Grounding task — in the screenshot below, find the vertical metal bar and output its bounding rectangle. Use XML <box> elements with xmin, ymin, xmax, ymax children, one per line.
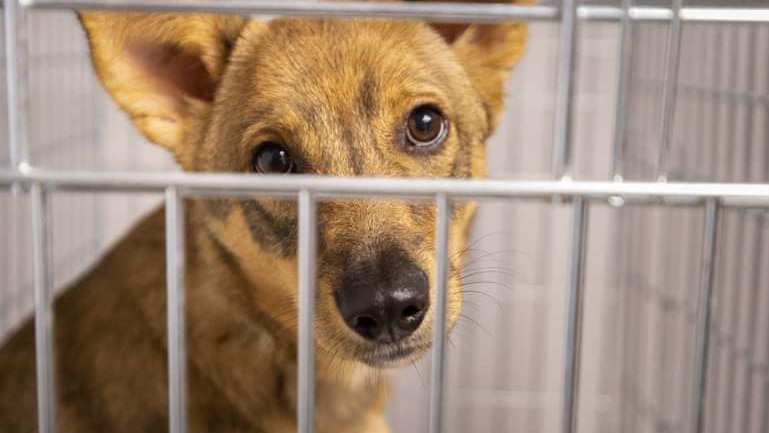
<box><xmin>611</xmin><ymin>0</ymin><xmax>634</xmax><ymax>182</ymax></box>
<box><xmin>718</xmin><ymin>26</ymin><xmax>746</xmax><ymax>433</ymax></box>
<box><xmin>165</xmin><ymin>186</ymin><xmax>186</xmax><ymax>433</ymax></box>
<box><xmin>761</xmin><ymin>215</ymin><xmax>769</xmax><ymax>433</ymax></box>
<box><xmin>618</xmin><ymin>209</ymin><xmax>633</xmax><ymax>432</ymax></box>
<box><xmin>739</xmin><ymin>212</ymin><xmax>764</xmax><ymax>433</ymax></box>
<box><xmin>687</xmin><ymin>199</ymin><xmax>720</xmax><ymax>433</ymax></box>
<box><xmin>561</xmin><ymin>197</ymin><xmax>588</xmax><ymax>433</ymax></box>
<box><xmin>4</xmin><ymin>0</ymin><xmax>30</xmax><ymax>170</ymax></box>
<box><xmin>655</xmin><ymin>210</ymin><xmax>674</xmax><ymax>429</ymax></box>
<box><xmin>706</xmin><ymin>26</ymin><xmax>721</xmax><ymax>181</ymax></box>
<box><xmin>30</xmin><ymin>182</ymin><xmax>56</xmax><ymax>433</ymax></box>
<box><xmin>6</xmin><ymin>0</ymin><xmax>31</xmax><ymax>352</ymax></box>
<box><xmin>629</xmin><ymin>207</ymin><xmax>645</xmax><ymax>433</ymax></box>
<box><xmin>656</xmin><ymin>0</ymin><xmax>684</xmax><ymax>182</ymax></box>
<box><xmin>429</xmin><ymin>192</ymin><xmax>450</xmax><ymax>433</ymax></box>
<box><xmin>297</xmin><ymin>189</ymin><xmax>317</xmax><ymax>433</ymax></box>
<box><xmin>552</xmin><ymin>0</ymin><xmax>579</xmax><ymax>180</ymax></box>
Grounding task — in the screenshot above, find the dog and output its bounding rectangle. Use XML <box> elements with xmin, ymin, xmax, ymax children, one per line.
<box><xmin>0</xmin><ymin>1</ymin><xmax>529</xmax><ymax>431</ymax></box>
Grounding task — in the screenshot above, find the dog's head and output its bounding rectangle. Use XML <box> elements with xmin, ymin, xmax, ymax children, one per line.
<box><xmin>81</xmin><ymin>1</ymin><xmax>528</xmax><ymax>368</ymax></box>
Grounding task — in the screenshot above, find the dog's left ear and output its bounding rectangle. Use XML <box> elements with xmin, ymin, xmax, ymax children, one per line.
<box><xmin>413</xmin><ymin>0</ymin><xmax>530</xmax><ymax>129</ymax></box>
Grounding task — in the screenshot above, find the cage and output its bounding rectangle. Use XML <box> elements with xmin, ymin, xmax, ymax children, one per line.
<box><xmin>0</xmin><ymin>1</ymin><xmax>767</xmax><ymax>433</ymax></box>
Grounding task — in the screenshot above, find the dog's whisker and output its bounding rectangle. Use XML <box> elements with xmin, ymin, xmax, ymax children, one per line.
<box><xmin>411</xmin><ymin>360</ymin><xmax>426</xmax><ymax>389</ymax></box>
<box><xmin>460</xmin><ymin>279</ymin><xmax>519</xmax><ymax>293</ymax></box>
<box><xmin>451</xmin><ymin>230</ymin><xmax>515</xmax><ymax>259</ymax></box>
<box><xmin>459</xmin><ymin>249</ymin><xmax>523</xmax><ymax>268</ymax></box>
<box><xmin>459</xmin><ymin>290</ymin><xmax>504</xmax><ymax>312</ymax></box>
<box><xmin>461</xmin><ymin>300</ymin><xmax>482</xmax><ymax>311</ymax></box>
<box><xmin>459</xmin><ymin>267</ymin><xmax>520</xmax><ymax>280</ymax></box>
<box><xmin>456</xmin><ymin>313</ymin><xmax>493</xmax><ymax>338</ymax></box>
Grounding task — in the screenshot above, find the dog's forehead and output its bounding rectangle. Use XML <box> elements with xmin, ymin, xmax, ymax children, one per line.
<box><xmin>240</xmin><ymin>19</ymin><xmax>457</xmax><ymax>103</ymax></box>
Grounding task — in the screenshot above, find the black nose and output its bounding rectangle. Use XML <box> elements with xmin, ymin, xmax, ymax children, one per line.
<box><xmin>334</xmin><ymin>248</ymin><xmax>429</xmax><ymax>344</ymax></box>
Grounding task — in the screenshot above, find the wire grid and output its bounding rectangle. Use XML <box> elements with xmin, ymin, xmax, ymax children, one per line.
<box><xmin>0</xmin><ymin>2</ymin><xmax>768</xmax><ymax>433</ymax></box>
<box><xmin>619</xmin><ymin>12</ymin><xmax>769</xmax><ymax>433</ymax></box>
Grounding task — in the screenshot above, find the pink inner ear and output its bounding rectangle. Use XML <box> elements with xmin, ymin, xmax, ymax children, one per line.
<box><xmin>433</xmin><ymin>23</ymin><xmax>469</xmax><ymax>44</ymax></box>
<box><xmin>128</xmin><ymin>42</ymin><xmax>216</xmax><ymax>104</ymax></box>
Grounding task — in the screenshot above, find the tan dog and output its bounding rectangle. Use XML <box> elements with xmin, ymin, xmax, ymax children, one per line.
<box><xmin>0</xmin><ymin>1</ymin><xmax>528</xmax><ymax>431</ymax></box>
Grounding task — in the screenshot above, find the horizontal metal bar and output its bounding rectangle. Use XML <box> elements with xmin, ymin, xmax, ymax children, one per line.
<box><xmin>21</xmin><ymin>0</ymin><xmax>559</xmax><ymax>22</ymax></box>
<box><xmin>19</xmin><ymin>0</ymin><xmax>769</xmax><ymax>24</ymax></box>
<box><xmin>2</xmin><ymin>168</ymin><xmax>769</xmax><ymax>206</ymax></box>
<box><xmin>680</xmin><ymin>8</ymin><xmax>769</xmax><ymax>23</ymax></box>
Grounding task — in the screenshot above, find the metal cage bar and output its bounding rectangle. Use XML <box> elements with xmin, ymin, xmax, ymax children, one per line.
<box><xmin>428</xmin><ymin>193</ymin><xmax>451</xmax><ymax>433</ymax></box>
<box><xmin>552</xmin><ymin>0</ymin><xmax>579</xmax><ymax>180</ymax></box>
<box><xmin>740</xmin><ymin>213</ymin><xmax>766</xmax><ymax>433</ymax></box>
<box><xmin>759</xmin><ymin>215</ymin><xmax>769</xmax><ymax>433</ymax></box>
<box><xmin>30</xmin><ymin>182</ymin><xmax>56</xmax><ymax>433</ymax></box>
<box><xmin>165</xmin><ymin>186</ymin><xmax>187</xmax><ymax>433</ymax></box>
<box><xmin>656</xmin><ymin>0</ymin><xmax>684</xmax><ymax>182</ymax></box>
<box><xmin>297</xmin><ymin>189</ymin><xmax>318</xmax><ymax>433</ymax></box>
<box><xmin>611</xmin><ymin>0</ymin><xmax>634</xmax><ymax>182</ymax></box>
<box><xmin>4</xmin><ymin>0</ymin><xmax>31</xmax><ymax>172</ymax></box>
<box><xmin>18</xmin><ymin>0</ymin><xmax>769</xmax><ymax>24</ymax></box>
<box><xmin>561</xmin><ymin>198</ymin><xmax>588</xmax><ymax>433</ymax></box>
<box><xmin>2</xmin><ymin>169</ymin><xmax>769</xmax><ymax>207</ymax></box>
<box><xmin>687</xmin><ymin>199</ymin><xmax>720</xmax><ymax>433</ymax></box>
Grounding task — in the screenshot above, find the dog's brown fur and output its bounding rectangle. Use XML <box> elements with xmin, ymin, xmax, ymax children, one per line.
<box><xmin>0</xmin><ymin>1</ymin><xmax>529</xmax><ymax>431</ymax></box>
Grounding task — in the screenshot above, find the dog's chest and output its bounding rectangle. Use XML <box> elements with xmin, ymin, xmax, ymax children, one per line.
<box><xmin>272</xmin><ymin>360</ymin><xmax>385</xmax><ymax>432</ymax></box>
<box><xmin>186</xmin><ymin>319</ymin><xmax>384</xmax><ymax>433</ymax></box>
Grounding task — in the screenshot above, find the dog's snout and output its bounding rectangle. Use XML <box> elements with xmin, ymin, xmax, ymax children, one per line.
<box><xmin>346</xmin><ymin>284</ymin><xmax>428</xmax><ymax>343</ymax></box>
<box><xmin>335</xmin><ymin>249</ymin><xmax>429</xmax><ymax>344</ymax></box>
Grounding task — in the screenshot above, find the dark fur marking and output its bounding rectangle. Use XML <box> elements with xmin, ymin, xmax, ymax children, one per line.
<box><xmin>298</xmin><ymin>102</ymin><xmax>321</xmax><ymax>126</ymax></box>
<box><xmin>210</xmin><ymin>231</ymin><xmax>243</xmax><ymax>275</ymax></box>
<box><xmin>205</xmin><ymin>197</ymin><xmax>235</xmax><ymax>220</ymax></box>
<box><xmin>364</xmin><ymin>124</ymin><xmax>386</xmax><ymax>163</ymax></box>
<box><xmin>359</xmin><ymin>72</ymin><xmax>378</xmax><ymax>118</ymax></box>
<box><xmin>218</xmin><ymin>31</ymin><xmax>239</xmax><ymax>72</ymax></box>
<box><xmin>449</xmin><ymin>130</ymin><xmax>473</xmax><ymax>180</ymax></box>
<box><xmin>342</xmin><ymin>127</ymin><xmax>363</xmax><ymax>175</ymax></box>
<box><xmin>449</xmin><ymin>150</ymin><xmax>471</xmax><ymax>179</ymax></box>
<box><xmin>241</xmin><ymin>200</ymin><xmax>297</xmax><ymax>256</ymax></box>
<box><xmin>408</xmin><ymin>203</ymin><xmax>433</xmax><ymax>226</ymax></box>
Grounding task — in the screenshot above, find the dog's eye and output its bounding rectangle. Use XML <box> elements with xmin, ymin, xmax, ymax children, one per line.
<box><xmin>405</xmin><ymin>105</ymin><xmax>448</xmax><ymax>150</ymax></box>
<box><xmin>252</xmin><ymin>142</ymin><xmax>296</xmax><ymax>174</ymax></box>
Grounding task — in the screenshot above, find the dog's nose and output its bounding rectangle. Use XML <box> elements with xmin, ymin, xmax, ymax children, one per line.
<box><xmin>343</xmin><ymin>283</ymin><xmax>428</xmax><ymax>343</ymax></box>
<box><xmin>335</xmin><ymin>249</ymin><xmax>429</xmax><ymax>344</ymax></box>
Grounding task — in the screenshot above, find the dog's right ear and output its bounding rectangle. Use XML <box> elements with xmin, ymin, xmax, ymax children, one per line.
<box><xmin>80</xmin><ymin>13</ymin><xmax>245</xmax><ymax>160</ymax></box>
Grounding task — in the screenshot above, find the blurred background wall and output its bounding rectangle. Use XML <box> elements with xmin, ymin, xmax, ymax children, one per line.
<box><xmin>1</xmin><ymin>1</ymin><xmax>767</xmax><ymax>432</ymax></box>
